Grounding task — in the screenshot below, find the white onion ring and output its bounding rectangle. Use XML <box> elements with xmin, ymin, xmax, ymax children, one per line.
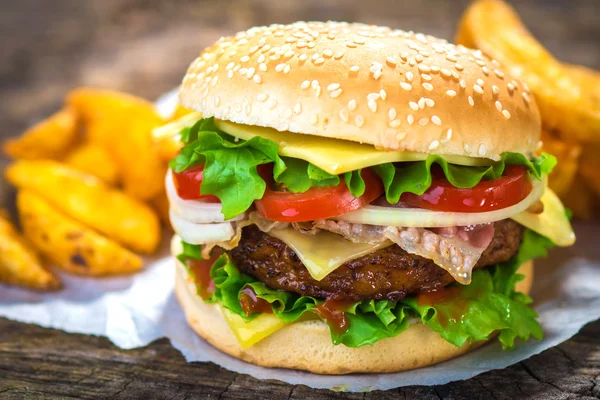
<box><xmin>334</xmin><ymin>177</ymin><xmax>545</xmax><ymax>228</ymax></box>
<box><xmin>165</xmin><ymin>171</ymin><xmax>245</xmax><ymax>223</ymax></box>
<box><xmin>169</xmin><ymin>210</ymin><xmax>235</xmax><ymax>245</ymax></box>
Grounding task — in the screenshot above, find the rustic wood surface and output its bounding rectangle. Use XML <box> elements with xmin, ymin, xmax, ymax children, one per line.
<box><xmin>1</xmin><ymin>0</ymin><xmax>599</xmax><ymax>398</ymax></box>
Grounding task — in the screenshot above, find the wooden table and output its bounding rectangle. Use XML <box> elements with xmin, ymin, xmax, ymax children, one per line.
<box><xmin>1</xmin><ymin>1</ymin><xmax>599</xmax><ymax>398</ymax></box>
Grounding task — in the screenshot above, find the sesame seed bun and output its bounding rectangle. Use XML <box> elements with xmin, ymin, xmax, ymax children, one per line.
<box><xmin>179</xmin><ymin>21</ymin><xmax>541</xmax><ymax>161</ymax></box>
<box><xmin>172</xmin><ymin>237</ymin><xmax>534</xmax><ymax>374</ymax></box>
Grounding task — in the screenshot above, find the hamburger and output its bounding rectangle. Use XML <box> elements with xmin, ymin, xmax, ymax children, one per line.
<box><xmin>159</xmin><ymin>21</ymin><xmax>575</xmax><ymax>374</ymax></box>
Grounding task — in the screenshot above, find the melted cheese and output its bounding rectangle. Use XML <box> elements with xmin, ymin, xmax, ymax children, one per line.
<box><xmin>221</xmin><ymin>306</ymin><xmax>288</xmax><ymax>348</ymax></box>
<box><xmin>216</xmin><ymin>120</ymin><xmax>493</xmax><ymax>174</ymax></box>
<box><xmin>511</xmin><ymin>188</ymin><xmax>575</xmax><ymax>246</ymax></box>
<box><xmin>267</xmin><ymin>227</ymin><xmax>392</xmax><ymax>281</ymax></box>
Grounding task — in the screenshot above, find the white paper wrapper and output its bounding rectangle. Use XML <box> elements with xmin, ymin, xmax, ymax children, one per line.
<box><xmin>1</xmin><ymin>90</ymin><xmax>599</xmax><ymax>391</ymax></box>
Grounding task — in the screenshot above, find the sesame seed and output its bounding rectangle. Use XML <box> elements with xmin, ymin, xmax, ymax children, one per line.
<box><xmin>523</xmin><ymin>82</ymin><xmax>530</xmax><ymax>92</ymax></box>
<box><xmin>477</xmin><ymin>78</ymin><xmax>485</xmax><ymax>87</ymax></box>
<box><xmin>270</xmin><ymin>54</ymin><xmax>280</xmax><ymax>61</ymax></box>
<box><xmin>367</xmin><ymin>93</ymin><xmax>380</xmax><ymax>101</ymax></box>
<box><xmin>445</xmin><ymin>128</ymin><xmax>453</xmax><ymax>141</ymax></box>
<box><xmin>315</xmin><ymin>86</ymin><xmax>322</xmax><ymax>97</ymax></box>
<box><xmin>502</xmin><ymin>110</ymin><xmax>511</xmax><ymax>119</ymax></box>
<box><xmin>464</xmin><ymin>143</ymin><xmax>471</xmax><ymax>152</ymax></box>
<box><xmin>327</xmin><ymin>83</ymin><xmax>341</xmax><ymax>91</ymax></box>
<box><xmin>370</xmin><ymin>62</ymin><xmax>383</xmax><ymax>73</ymax></box>
<box><xmin>507</xmin><ymin>82</ymin><xmax>515</xmax><ymax>93</ymax></box>
<box><xmin>522</xmin><ymin>92</ymin><xmax>531</xmax><ymax>104</ymax></box>
<box><xmin>348</xmin><ymin>99</ymin><xmax>357</xmax><ymax>111</ymax></box>
<box><xmin>240</xmin><ymin>55</ymin><xmax>250</xmax><ymax>63</ymax></box>
<box><xmin>418</xmin><ymin>65</ymin><xmax>431</xmax><ymax>73</ymax></box>
<box><xmin>473</xmin><ymin>84</ymin><xmax>484</xmax><ymax>94</ymax></box>
<box><xmin>478</xmin><ymin>144</ymin><xmax>487</xmax><ymax>156</ymax></box>
<box><xmin>226</xmin><ymin>62</ymin><xmax>235</xmax><ymax>70</ymax></box>
<box><xmin>407</xmin><ymin>114</ymin><xmax>415</xmax><ymax>125</ymax></box>
<box><xmin>468</xmin><ymin>96</ymin><xmax>475</xmax><ymax>106</ymax></box>
<box><xmin>419</xmin><ymin>117</ymin><xmax>429</xmax><ymax>126</ymax></box>
<box><xmin>396</xmin><ymin>132</ymin><xmax>407</xmax><ymax>141</ymax></box>
<box><xmin>330</xmin><ymin>88</ymin><xmax>343</xmax><ymax>98</ymax></box>
<box><xmin>323</xmin><ymin>49</ymin><xmax>333</xmax><ymax>58</ymax></box>
<box><xmin>431</xmin><ymin>66</ymin><xmax>440</xmax><ymax>73</ymax></box>
<box><xmin>310</xmin><ymin>115</ymin><xmax>318</xmax><ymax>125</ymax></box>
<box><xmin>339</xmin><ymin>109</ymin><xmax>349</xmax><ymax>122</ymax></box>
<box><xmin>429</xmin><ymin>140</ymin><xmax>440</xmax><ymax>150</ymax></box>
<box><xmin>355</xmin><ymin>114</ymin><xmax>365</xmax><ymax>127</ymax></box>
<box><xmin>446</xmin><ymin>54</ymin><xmax>458</xmax><ymax>62</ymax></box>
<box><xmin>454</xmin><ymin>63</ymin><xmax>464</xmax><ymax>71</ymax></box>
<box><xmin>284</xmin><ymin>64</ymin><xmax>291</xmax><ymax>73</ymax></box>
<box><xmin>492</xmin><ymin>85</ymin><xmax>499</xmax><ymax>95</ymax></box>
<box><xmin>259</xmin><ymin>63</ymin><xmax>268</xmax><ymax>72</ymax></box>
<box><xmin>421</xmin><ymin>73</ymin><xmax>432</xmax><ymax>81</ymax></box>
<box><xmin>386</xmin><ymin>57</ymin><xmax>397</xmax><ymax>66</ymax></box>
<box><xmin>482</xmin><ymin>66</ymin><xmax>490</xmax><ymax>75</ymax></box>
<box><xmin>257</xmin><ymin>93</ymin><xmax>268</xmax><ymax>102</ymax></box>
<box><xmin>494</xmin><ymin>69</ymin><xmax>505</xmax><ymax>79</ymax></box>
<box><xmin>422</xmin><ymin>82</ymin><xmax>433</xmax><ymax>91</ymax></box>
<box><xmin>389</xmin><ymin>119</ymin><xmax>402</xmax><ymax>128</ymax></box>
<box><xmin>311</xmin><ymin>80</ymin><xmax>319</xmax><ymax>89</ymax></box>
<box><xmin>266</xmin><ymin>98</ymin><xmax>277</xmax><ymax>109</ymax></box>
<box><xmin>431</xmin><ymin>115</ymin><xmax>442</xmax><ymax>126</ymax></box>
<box><xmin>389</xmin><ymin>108</ymin><xmax>397</xmax><ymax>120</ymax></box>
<box><xmin>346</xmin><ymin>42</ymin><xmax>358</xmax><ymax>48</ymax></box>
<box><xmin>253</xmin><ymin>74</ymin><xmax>262</xmax><ymax>84</ymax></box>
<box><xmin>418</xmin><ymin>98</ymin><xmax>425</xmax><ymax>109</ymax></box>
<box><xmin>409</xmin><ymin>101</ymin><xmax>419</xmax><ymax>111</ymax></box>
<box><xmin>368</xmin><ymin>99</ymin><xmax>378</xmax><ymax>112</ymax></box>
<box><xmin>294</xmin><ymin>103</ymin><xmax>302</xmax><ymax>114</ymax></box>
<box><xmin>406</xmin><ymin>71</ymin><xmax>414</xmax><ymax>81</ymax></box>
<box><xmin>314</xmin><ymin>57</ymin><xmax>325</xmax><ymax>65</ymax></box>
<box><xmin>246</xmin><ymin>67</ymin><xmax>255</xmax><ymax>79</ymax></box>
<box><xmin>415</xmin><ymin>54</ymin><xmax>424</xmax><ymax>63</ymax></box>
<box><xmin>373</xmin><ymin>70</ymin><xmax>382</xmax><ymax>80</ymax></box>
<box><xmin>425</xmin><ymin>98</ymin><xmax>435</xmax><ymax>107</ymax></box>
<box><xmin>460</xmin><ymin>79</ymin><xmax>467</xmax><ymax>88</ymax></box>
<box><xmin>349</xmin><ymin>65</ymin><xmax>360</xmax><ymax>73</ymax></box>
<box><xmin>441</xmin><ymin>68</ymin><xmax>452</xmax><ymax>77</ymax></box>
<box><xmin>227</xmin><ymin>70</ymin><xmax>234</xmax><ymax>79</ymax></box>
<box><xmin>446</xmin><ymin>90</ymin><xmax>457</xmax><ymax>97</ymax></box>
<box><xmin>380</xmin><ymin>89</ymin><xmax>387</xmax><ymax>100</ymax></box>
<box><xmin>495</xmin><ymin>101</ymin><xmax>503</xmax><ymax>112</ymax></box>
<box><xmin>476</xmin><ymin>60</ymin><xmax>486</xmax><ymax>67</ymax></box>
<box><xmin>400</xmin><ymin>82</ymin><xmax>412</xmax><ymax>91</ymax></box>
<box><xmin>334</xmin><ymin>51</ymin><xmax>344</xmax><ymax>59</ymax></box>
<box><xmin>299</xmin><ymin>54</ymin><xmax>307</xmax><ymax>62</ymax></box>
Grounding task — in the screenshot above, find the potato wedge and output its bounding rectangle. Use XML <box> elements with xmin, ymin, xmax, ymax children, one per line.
<box><xmin>151</xmin><ymin>188</ymin><xmax>171</xmax><ymax>229</ymax></box>
<box><xmin>18</xmin><ymin>191</ymin><xmax>143</xmax><ymax>276</ymax></box>
<box><xmin>5</xmin><ymin>160</ymin><xmax>160</xmax><ymax>254</ymax></box>
<box><xmin>2</xmin><ymin>107</ymin><xmax>78</xmax><ymax>160</ymax></box>
<box><xmin>65</xmin><ymin>143</ymin><xmax>120</xmax><ymax>186</ymax></box>
<box><xmin>68</xmin><ymin>88</ymin><xmax>166</xmax><ymax>200</ymax></box>
<box><xmin>456</xmin><ymin>0</ymin><xmax>600</xmax><ymax>143</ymax></box>
<box><xmin>540</xmin><ymin>130</ymin><xmax>581</xmax><ymax>198</ymax></box>
<box><xmin>0</xmin><ymin>209</ymin><xmax>61</xmax><ymax>290</ymax></box>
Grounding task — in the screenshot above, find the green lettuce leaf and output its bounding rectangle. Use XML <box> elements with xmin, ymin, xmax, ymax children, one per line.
<box><xmin>372</xmin><ymin>152</ymin><xmax>556</xmax><ymax>204</ymax></box>
<box><xmin>170</xmin><ymin>118</ymin><xmax>556</xmax><ymax>218</ymax></box>
<box><xmin>181</xmin><ymin>228</ymin><xmax>553</xmax><ymax>349</ymax></box>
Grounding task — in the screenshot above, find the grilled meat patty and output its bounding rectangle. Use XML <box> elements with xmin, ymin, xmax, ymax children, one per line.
<box><xmin>227</xmin><ymin>220</ymin><xmax>524</xmax><ymax>301</ymax></box>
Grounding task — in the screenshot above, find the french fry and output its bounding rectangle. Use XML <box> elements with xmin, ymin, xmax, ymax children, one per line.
<box><xmin>65</xmin><ymin>143</ymin><xmax>120</xmax><ymax>186</ymax></box>
<box><xmin>455</xmin><ymin>0</ymin><xmax>600</xmax><ymax>144</ymax></box>
<box><xmin>578</xmin><ymin>144</ymin><xmax>600</xmax><ymax>198</ymax></box>
<box><xmin>2</xmin><ymin>107</ymin><xmax>78</xmax><ymax>160</ymax></box>
<box><xmin>5</xmin><ymin>160</ymin><xmax>160</xmax><ymax>254</ymax></box>
<box><xmin>540</xmin><ymin>130</ymin><xmax>581</xmax><ymax>198</ymax></box>
<box><xmin>18</xmin><ymin>191</ymin><xmax>143</xmax><ymax>276</ymax></box>
<box><xmin>68</xmin><ymin>88</ymin><xmax>166</xmax><ymax>200</ymax></box>
<box><xmin>561</xmin><ymin>173</ymin><xmax>598</xmax><ymax>220</ymax></box>
<box><xmin>0</xmin><ymin>209</ymin><xmax>61</xmax><ymax>290</ymax></box>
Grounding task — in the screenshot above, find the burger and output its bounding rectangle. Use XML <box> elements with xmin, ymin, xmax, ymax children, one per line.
<box><xmin>159</xmin><ymin>21</ymin><xmax>575</xmax><ymax>374</ymax></box>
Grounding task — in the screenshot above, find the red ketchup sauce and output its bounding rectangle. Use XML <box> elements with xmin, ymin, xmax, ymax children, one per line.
<box><xmin>186</xmin><ymin>258</ymin><xmax>216</xmax><ymax>300</ymax></box>
<box><xmin>314</xmin><ymin>299</ymin><xmax>355</xmax><ymax>335</ymax></box>
<box><xmin>239</xmin><ymin>287</ymin><xmax>273</xmax><ymax>316</ymax></box>
<box><xmin>417</xmin><ymin>286</ymin><xmax>471</xmax><ymax>327</ymax></box>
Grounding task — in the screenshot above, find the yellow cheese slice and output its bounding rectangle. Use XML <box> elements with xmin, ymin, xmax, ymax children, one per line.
<box><xmin>216</xmin><ymin>120</ymin><xmax>493</xmax><ymax>174</ymax></box>
<box><xmin>221</xmin><ymin>306</ymin><xmax>288</xmax><ymax>348</ymax></box>
<box><xmin>511</xmin><ymin>188</ymin><xmax>575</xmax><ymax>246</ymax></box>
<box><xmin>267</xmin><ymin>227</ymin><xmax>392</xmax><ymax>281</ymax></box>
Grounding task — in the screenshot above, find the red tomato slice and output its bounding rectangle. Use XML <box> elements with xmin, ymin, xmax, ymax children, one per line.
<box><xmin>400</xmin><ymin>165</ymin><xmax>532</xmax><ymax>212</ymax></box>
<box><xmin>255</xmin><ymin>169</ymin><xmax>384</xmax><ymax>222</ymax></box>
<box><xmin>172</xmin><ymin>165</ymin><xmax>220</xmax><ymax>202</ymax></box>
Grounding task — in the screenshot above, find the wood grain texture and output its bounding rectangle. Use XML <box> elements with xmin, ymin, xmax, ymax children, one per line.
<box><xmin>0</xmin><ymin>0</ymin><xmax>599</xmax><ymax>398</ymax></box>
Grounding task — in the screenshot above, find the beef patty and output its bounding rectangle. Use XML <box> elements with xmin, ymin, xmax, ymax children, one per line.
<box><xmin>227</xmin><ymin>220</ymin><xmax>524</xmax><ymax>301</ymax></box>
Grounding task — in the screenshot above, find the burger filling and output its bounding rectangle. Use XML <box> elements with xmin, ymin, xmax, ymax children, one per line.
<box><xmin>166</xmin><ymin>117</ymin><xmax>574</xmax><ymax>350</ymax></box>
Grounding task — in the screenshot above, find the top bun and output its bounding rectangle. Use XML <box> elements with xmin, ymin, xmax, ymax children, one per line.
<box><xmin>180</xmin><ymin>21</ymin><xmax>541</xmax><ymax>160</ymax></box>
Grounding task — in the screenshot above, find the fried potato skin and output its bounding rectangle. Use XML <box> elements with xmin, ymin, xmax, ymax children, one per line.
<box><xmin>0</xmin><ymin>210</ymin><xmax>61</xmax><ymax>290</ymax></box>
<box><xmin>2</xmin><ymin>107</ymin><xmax>78</xmax><ymax>160</ymax></box>
<box><xmin>68</xmin><ymin>88</ymin><xmax>166</xmax><ymax>200</ymax></box>
<box><xmin>5</xmin><ymin>160</ymin><xmax>160</xmax><ymax>254</ymax></box>
<box><xmin>456</xmin><ymin>0</ymin><xmax>600</xmax><ymax>144</ymax></box>
<box><xmin>17</xmin><ymin>191</ymin><xmax>143</xmax><ymax>276</ymax></box>
<box><xmin>65</xmin><ymin>143</ymin><xmax>120</xmax><ymax>186</ymax></box>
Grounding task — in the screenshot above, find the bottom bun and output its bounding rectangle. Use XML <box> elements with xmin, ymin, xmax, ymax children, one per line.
<box><xmin>172</xmin><ymin>237</ymin><xmax>534</xmax><ymax>374</ymax></box>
